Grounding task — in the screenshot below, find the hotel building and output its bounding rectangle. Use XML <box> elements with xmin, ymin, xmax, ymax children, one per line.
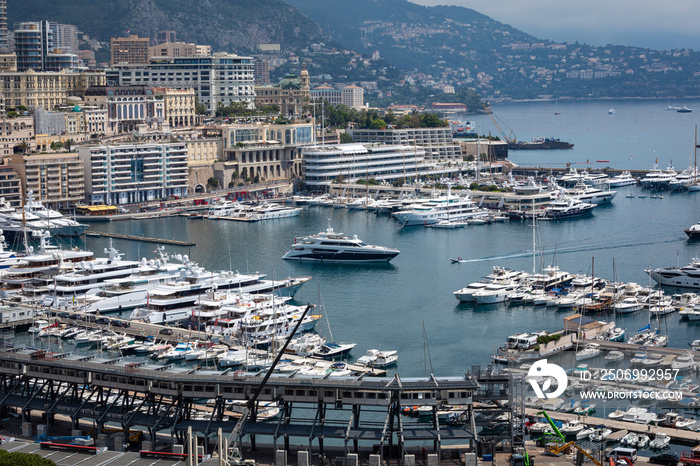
<box><xmin>347</xmin><ymin>127</ymin><xmax>462</xmax><ymax>162</ymax></box>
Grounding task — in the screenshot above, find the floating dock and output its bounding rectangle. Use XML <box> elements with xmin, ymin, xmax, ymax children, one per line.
<box><xmin>83</xmin><ymin>232</ymin><xmax>195</xmax><ymax>246</ymax></box>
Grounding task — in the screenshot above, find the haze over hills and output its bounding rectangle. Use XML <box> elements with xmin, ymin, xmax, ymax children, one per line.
<box><xmin>7</xmin><ymin>0</ymin><xmax>325</xmax><ymax>54</ymax></box>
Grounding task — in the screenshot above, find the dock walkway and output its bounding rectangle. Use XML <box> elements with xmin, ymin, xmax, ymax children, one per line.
<box><xmin>85</xmin><ymin>232</ymin><xmax>195</xmax><ymax>246</ymax></box>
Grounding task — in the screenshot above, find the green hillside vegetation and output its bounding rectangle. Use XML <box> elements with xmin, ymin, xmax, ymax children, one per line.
<box><xmin>8</xmin><ymin>0</ymin><xmax>324</xmax><ymax>53</ymax></box>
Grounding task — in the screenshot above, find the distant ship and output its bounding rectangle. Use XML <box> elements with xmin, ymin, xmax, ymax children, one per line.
<box><xmin>508</xmin><ymin>137</ymin><xmax>574</xmax><ymax>150</ymax></box>
<box><xmin>677</xmin><ymin>106</ymin><xmax>693</xmax><ymax>113</ymax></box>
<box><xmin>449</xmin><ymin>120</ymin><xmax>478</xmax><ymax>138</ymax></box>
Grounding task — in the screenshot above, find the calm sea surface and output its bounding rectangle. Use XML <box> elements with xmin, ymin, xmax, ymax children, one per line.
<box><xmin>36</xmin><ymin>99</ymin><xmax>700</xmax><ymax>379</ymax></box>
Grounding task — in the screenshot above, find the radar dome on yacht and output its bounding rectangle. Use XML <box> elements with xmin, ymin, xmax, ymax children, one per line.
<box><xmin>183</xmin><ymin>255</ymin><xmax>188</xmax><ymax>261</ymax></box>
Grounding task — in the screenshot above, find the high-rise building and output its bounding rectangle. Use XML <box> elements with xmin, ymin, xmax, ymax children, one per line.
<box><xmin>253</xmin><ymin>59</ymin><xmax>269</xmax><ymax>85</ymax></box>
<box><xmin>110</xmin><ymin>35</ymin><xmax>150</xmax><ymax>66</ymax></box>
<box><xmin>13</xmin><ymin>20</ymin><xmax>78</xmax><ymax>71</ymax></box>
<box><xmin>0</xmin><ymin>0</ymin><xmax>8</xmax><ymax>50</ymax></box>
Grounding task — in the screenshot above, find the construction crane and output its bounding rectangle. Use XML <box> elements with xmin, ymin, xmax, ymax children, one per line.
<box><xmin>482</xmin><ymin>104</ymin><xmax>516</xmax><ymax>143</ymax></box>
<box><xmin>218</xmin><ymin>304</ymin><xmax>315</xmax><ymax>466</ymax></box>
<box><xmin>536</xmin><ymin>411</ymin><xmax>602</xmax><ymax>466</ymax></box>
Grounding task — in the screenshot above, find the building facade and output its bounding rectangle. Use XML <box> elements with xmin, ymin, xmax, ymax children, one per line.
<box><xmin>78</xmin><ymin>143</ymin><xmax>189</xmax><ymax>205</ymax></box>
<box><xmin>347</xmin><ymin>127</ymin><xmax>462</xmax><ymax>161</ymax></box>
<box><xmin>148</xmin><ymin>42</ymin><xmax>201</xmax><ymax>58</ymax></box>
<box><xmin>310</xmin><ymin>86</ymin><xmax>341</xmax><ymax>106</ymax></box>
<box><xmin>0</xmin><ymin>70</ymin><xmax>106</xmax><ymax>109</ymax></box>
<box><xmin>83</xmin><ymin>85</ymin><xmax>164</xmax><ymax>135</ymax></box>
<box><xmin>253</xmin><ymin>59</ymin><xmax>269</xmax><ymax>85</ymax></box>
<box><xmin>0</xmin><ymin>162</ymin><xmax>22</xmax><ymax>207</ymax></box>
<box><xmin>302</xmin><ymin>143</ymin><xmax>432</xmax><ymax>188</ymax></box>
<box><xmin>110</xmin><ymin>35</ymin><xmax>150</xmax><ymax>66</ymax></box>
<box><xmin>152</xmin><ymin>87</ymin><xmax>196</xmax><ymax>127</ymax></box>
<box><xmin>106</xmin><ymin>54</ymin><xmax>255</xmax><ymax>113</ymax></box>
<box><xmin>254</xmin><ymin>64</ymin><xmax>309</xmax><ymax>116</ymax></box>
<box><xmin>341</xmin><ymin>85</ymin><xmax>364</xmax><ymax>109</ymax></box>
<box><xmin>7</xmin><ymin>152</ymin><xmax>85</xmax><ymax>209</ymax></box>
<box><xmin>0</xmin><ymin>116</ymin><xmax>35</xmax><ymax>156</ymax></box>
<box><xmin>212</xmin><ymin>122</ymin><xmax>313</xmax><ymax>186</ymax></box>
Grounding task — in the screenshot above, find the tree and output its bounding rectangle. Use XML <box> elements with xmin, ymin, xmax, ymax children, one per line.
<box><xmin>206</xmin><ymin>177</ymin><xmax>220</xmax><ymax>190</ymax></box>
<box><xmin>64</xmin><ymin>138</ymin><xmax>75</xmax><ymax>151</ymax></box>
<box><xmin>339</xmin><ymin>132</ymin><xmax>353</xmax><ymax>143</ymax></box>
<box><xmin>50</xmin><ymin>141</ymin><xmax>63</xmax><ymax>151</ymax></box>
<box><xmin>370</xmin><ymin>119</ymin><xmax>386</xmax><ymax>129</ymax></box>
<box><xmin>195</xmin><ymin>99</ymin><xmax>208</xmax><ymax>115</ymax></box>
<box><xmin>0</xmin><ymin>450</ymin><xmax>56</xmax><ymax>465</ymax></box>
<box><xmin>14</xmin><ymin>141</ymin><xmax>29</xmax><ymax>154</ymax></box>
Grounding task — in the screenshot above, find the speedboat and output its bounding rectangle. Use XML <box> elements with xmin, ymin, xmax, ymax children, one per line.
<box><xmin>589</xmin><ymin>427</ymin><xmax>612</xmax><ymax>442</ymax></box>
<box><xmin>604</xmin><ymin>351</ymin><xmax>625</xmax><ymax>362</ymax></box>
<box><xmin>575</xmin><ymin>343</ymin><xmax>601</xmax><ymax>361</ymax></box>
<box><xmin>357</xmin><ymin>349</ymin><xmax>398</xmax><ymax>367</ymax></box>
<box><xmin>672</xmin><ymin>352</ymin><xmax>697</xmax><ymax>371</ymax></box>
<box><xmin>282</xmin><ymin>226</ymin><xmax>399</xmax><ymax>263</ymax></box>
<box><xmin>649</xmin><ymin>433</ymin><xmax>670</xmax><ymax>449</ymax></box>
<box><xmin>560</xmin><ymin>420</ymin><xmax>585</xmax><ymax>435</ymax></box>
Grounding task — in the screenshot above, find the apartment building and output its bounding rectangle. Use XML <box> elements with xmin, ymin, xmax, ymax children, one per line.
<box><xmin>7</xmin><ymin>152</ymin><xmax>85</xmax><ymax>209</ymax></box>
<box><xmin>78</xmin><ymin>143</ymin><xmax>189</xmax><ymax>205</ymax></box>
<box><xmin>0</xmin><ymin>70</ymin><xmax>106</xmax><ymax>109</ymax></box>
<box><xmin>106</xmin><ymin>54</ymin><xmax>255</xmax><ymax>113</ymax></box>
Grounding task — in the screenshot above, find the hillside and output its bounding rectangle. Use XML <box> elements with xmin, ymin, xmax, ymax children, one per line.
<box><xmin>8</xmin><ymin>0</ymin><xmax>325</xmax><ymax>53</ymax></box>
<box><xmin>285</xmin><ymin>0</ymin><xmax>700</xmax><ymax>100</ymax></box>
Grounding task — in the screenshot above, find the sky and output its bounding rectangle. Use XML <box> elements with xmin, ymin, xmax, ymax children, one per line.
<box><xmin>409</xmin><ymin>0</ymin><xmax>700</xmax><ymax>51</ymax></box>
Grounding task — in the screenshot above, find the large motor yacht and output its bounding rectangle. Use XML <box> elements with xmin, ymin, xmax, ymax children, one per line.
<box><xmin>392</xmin><ymin>188</ymin><xmax>488</xmax><ymax>226</ymax></box>
<box><xmin>646</xmin><ymin>258</ymin><xmax>700</xmax><ymax>289</ymax></box>
<box><xmin>282</xmin><ymin>227</ymin><xmax>399</xmax><ymax>263</ymax></box>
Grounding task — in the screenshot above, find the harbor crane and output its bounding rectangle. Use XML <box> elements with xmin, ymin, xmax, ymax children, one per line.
<box><xmin>482</xmin><ymin>104</ymin><xmax>516</xmax><ymax>144</ymax></box>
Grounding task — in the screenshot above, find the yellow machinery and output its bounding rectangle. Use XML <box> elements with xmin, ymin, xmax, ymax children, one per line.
<box><xmin>537</xmin><ymin>411</ymin><xmax>602</xmax><ymax>466</ymax></box>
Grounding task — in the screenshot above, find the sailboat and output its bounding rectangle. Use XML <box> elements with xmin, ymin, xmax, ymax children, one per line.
<box><xmin>687</xmin><ymin>125</ymin><xmax>700</xmax><ymax>192</ymax></box>
<box><xmin>310</xmin><ymin>286</ymin><xmax>356</xmax><ymax>359</ymax></box>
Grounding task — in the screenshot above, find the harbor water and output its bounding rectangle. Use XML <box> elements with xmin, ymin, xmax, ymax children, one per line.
<box><xmin>23</xmin><ymin>98</ymin><xmax>700</xmax><ymax>380</ymax></box>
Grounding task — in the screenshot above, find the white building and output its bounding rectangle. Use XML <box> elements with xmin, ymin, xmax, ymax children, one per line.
<box><xmin>341</xmin><ymin>85</ymin><xmax>364</xmax><ymax>108</ymax></box>
<box><xmin>78</xmin><ymin>143</ymin><xmax>189</xmax><ymax>205</ymax></box>
<box><xmin>106</xmin><ymin>53</ymin><xmax>255</xmax><ymax>114</ymax></box>
<box><xmin>347</xmin><ymin>127</ymin><xmax>462</xmax><ymax>162</ymax></box>
<box><xmin>302</xmin><ymin>143</ymin><xmax>433</xmax><ymax>188</ymax></box>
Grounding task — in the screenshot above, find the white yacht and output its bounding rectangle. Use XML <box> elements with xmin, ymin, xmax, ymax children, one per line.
<box><xmin>646</xmin><ymin>258</ymin><xmax>700</xmax><ymax>289</ymax></box>
<box><xmin>42</xmin><ymin>241</ymin><xmax>143</xmax><ymax>306</ymax></box>
<box><xmin>640</xmin><ymin>165</ymin><xmax>677</xmax><ymax>190</ymax></box>
<box><xmin>0</xmin><ymin>230</ymin><xmax>94</xmax><ymax>287</ymax></box>
<box><xmin>563</xmin><ymin>181</ymin><xmax>617</xmax><ymax>205</ymax></box>
<box><xmin>207</xmin><ymin>199</ymin><xmax>244</xmax><ymax>217</ymax></box>
<box><xmin>248</xmin><ymin>203</ymin><xmax>303</xmax><ymax>220</ymax></box>
<box><xmin>473</xmin><ymin>282</ymin><xmax>519</xmax><ymax>304</ymax></box>
<box><xmin>22</xmin><ymin>191</ymin><xmax>87</xmax><ymax>237</ymax></box>
<box><xmin>541</xmin><ymin>196</ymin><xmax>595</xmax><ymax>219</ymax></box>
<box><xmin>392</xmin><ymin>188</ymin><xmax>488</xmax><ymax>226</ymax></box>
<box><xmin>81</xmin><ymin>247</ymin><xmax>186</xmax><ymax>313</ymax></box>
<box><xmin>282</xmin><ymin>227</ymin><xmax>399</xmax><ymax>263</ymax></box>
<box><xmin>129</xmin><ymin>259</ymin><xmax>310</xmax><ymax>324</ymax></box>
<box><xmin>607</xmin><ymin>171</ymin><xmax>637</xmax><ymax>187</ymax></box>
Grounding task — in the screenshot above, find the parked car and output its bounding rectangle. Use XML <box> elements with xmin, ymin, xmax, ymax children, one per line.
<box><xmin>159</xmin><ymin>328</ymin><xmax>173</xmax><ymax>335</ymax></box>
<box><xmin>649</xmin><ymin>454</ymin><xmax>679</xmax><ymax>466</ymax></box>
<box><xmin>95</xmin><ymin>317</ymin><xmax>110</xmax><ymax>325</ymax></box>
<box><xmin>112</xmin><ymin>320</ymin><xmax>130</xmax><ymax>328</ymax></box>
